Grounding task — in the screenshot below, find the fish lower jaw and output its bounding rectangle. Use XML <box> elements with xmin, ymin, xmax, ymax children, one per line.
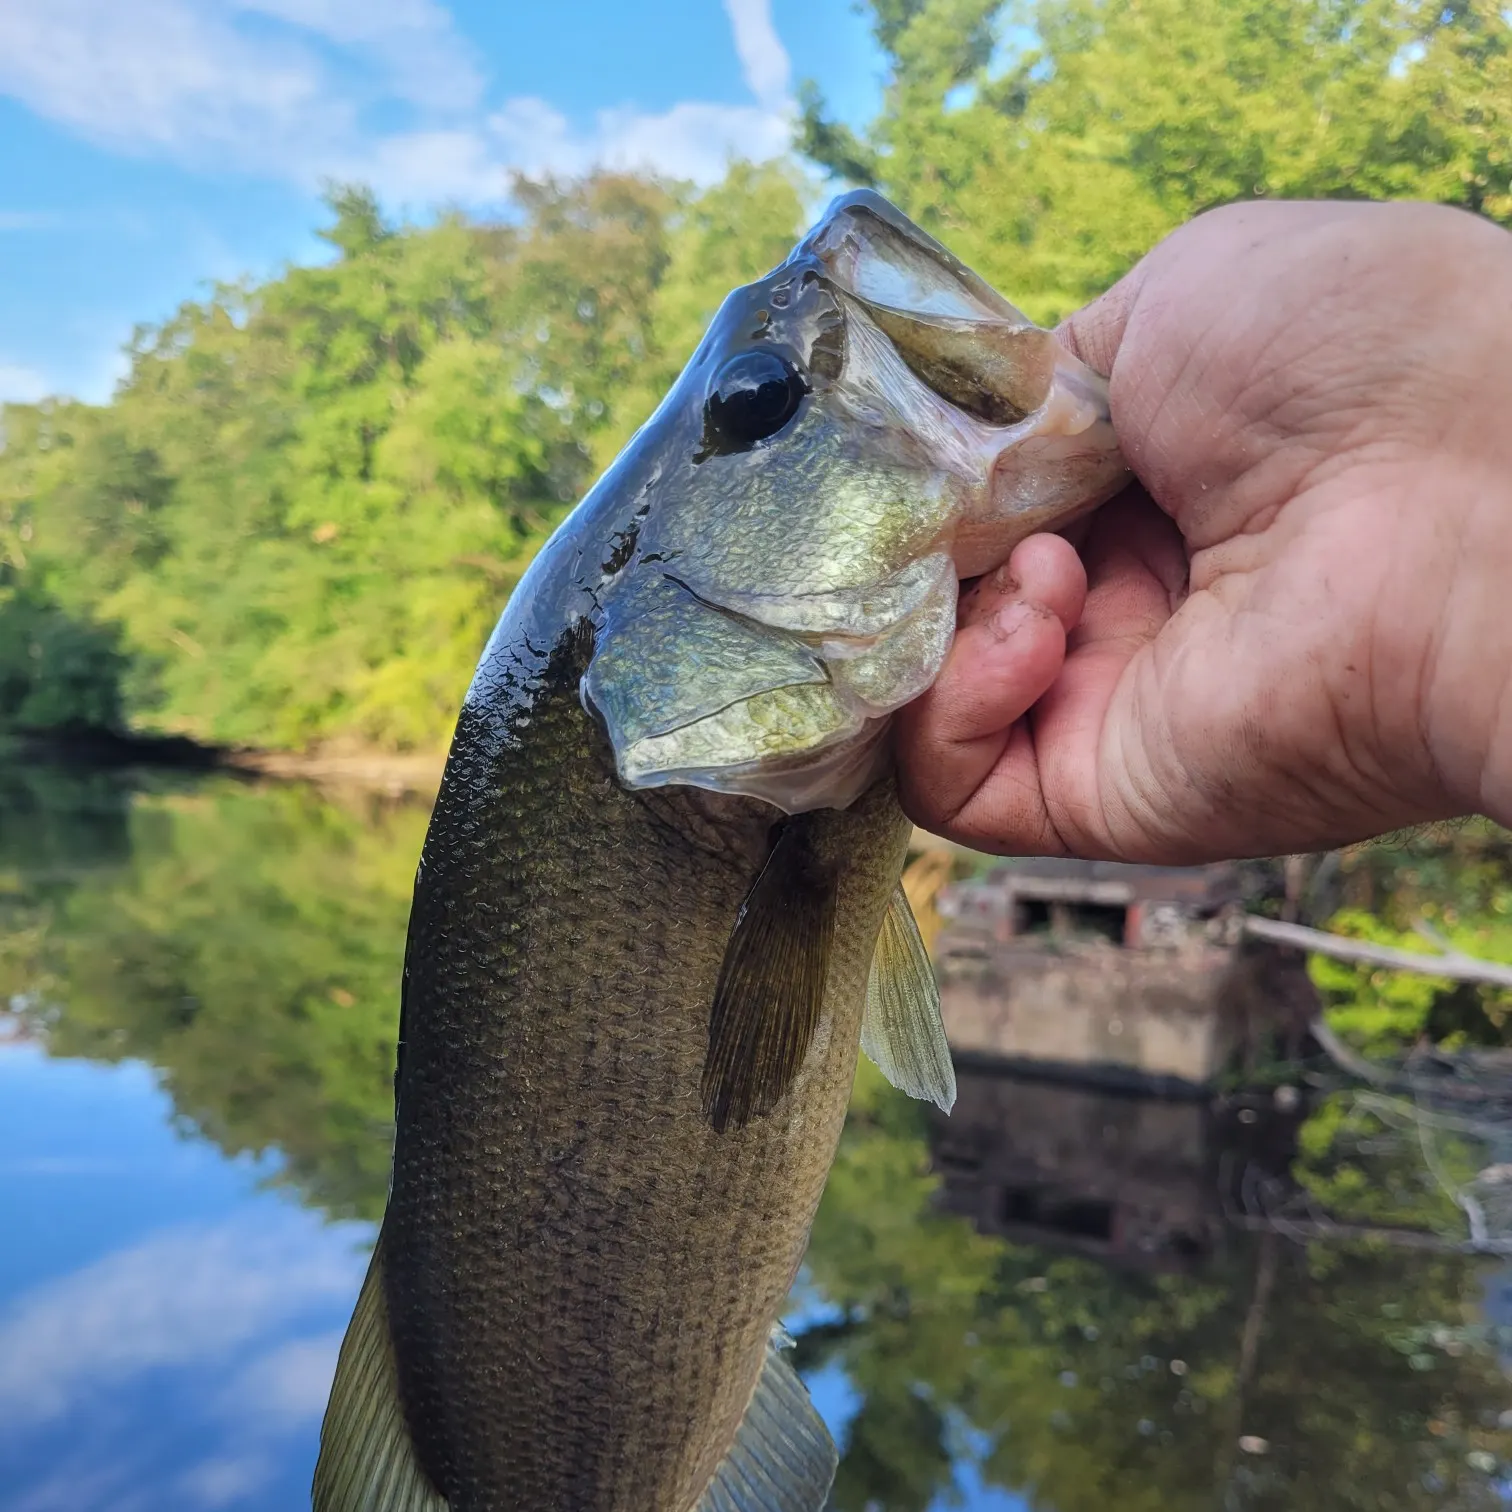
<box><xmin>617</xmin><ymin>716</ymin><xmax>893</xmax><ymax>815</ymax></box>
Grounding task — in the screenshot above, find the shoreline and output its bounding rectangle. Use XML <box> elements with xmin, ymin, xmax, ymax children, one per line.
<box><xmin>0</xmin><ymin>728</ymin><xmax>447</xmax><ymax>797</ymax></box>
<box><xmin>221</xmin><ymin>746</ymin><xmax>446</xmax><ymax>795</ymax></box>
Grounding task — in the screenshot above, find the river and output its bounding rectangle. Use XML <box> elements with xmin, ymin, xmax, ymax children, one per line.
<box><xmin>1</xmin><ymin>762</ymin><xmax>1509</xmax><ymax>1510</ymax></box>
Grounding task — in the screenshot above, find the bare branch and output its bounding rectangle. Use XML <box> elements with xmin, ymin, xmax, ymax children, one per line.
<box><xmin>1243</xmin><ymin>914</ymin><xmax>1512</xmax><ymax>989</ymax></box>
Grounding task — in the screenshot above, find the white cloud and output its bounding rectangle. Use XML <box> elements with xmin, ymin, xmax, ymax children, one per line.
<box><xmin>0</xmin><ymin>0</ymin><xmax>798</xmax><ymax>204</ymax></box>
<box><xmin>724</xmin><ymin>0</ymin><xmax>792</xmax><ymax>107</ymax></box>
<box><xmin>0</xmin><ymin>0</ymin><xmax>478</xmax><ymax>179</ymax></box>
<box><xmin>597</xmin><ymin>99</ymin><xmax>792</xmax><ymax>181</ymax></box>
<box><xmin>235</xmin><ymin>0</ymin><xmax>484</xmax><ymax>110</ymax></box>
<box><xmin>0</xmin><ymin>362</ymin><xmax>51</xmax><ymax>405</ymax></box>
<box><xmin>349</xmin><ymin>125</ymin><xmax>509</xmax><ymax>206</ymax></box>
<box><xmin>221</xmin><ymin>1329</ymin><xmax>346</xmax><ymax>1427</ymax></box>
<box><xmin>175</xmin><ymin>1452</ymin><xmax>275</xmax><ymax>1509</ymax></box>
<box><xmin>0</xmin><ymin>0</ymin><xmax>351</xmax><ymax>174</ymax></box>
<box><xmin>480</xmin><ymin>96</ymin><xmax>793</xmax><ymax>187</ymax></box>
<box><xmin>0</xmin><ymin>1214</ymin><xmax>368</xmax><ymax>1429</ymax></box>
<box><xmin>337</xmin><ymin>92</ymin><xmax>795</xmax><ymax>208</ymax></box>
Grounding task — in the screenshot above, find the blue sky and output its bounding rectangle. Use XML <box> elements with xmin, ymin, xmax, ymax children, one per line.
<box><xmin>0</xmin><ymin>0</ymin><xmax>887</xmax><ymax>407</ymax></box>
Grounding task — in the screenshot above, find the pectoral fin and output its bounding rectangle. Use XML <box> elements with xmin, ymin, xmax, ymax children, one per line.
<box><xmin>695</xmin><ymin>1328</ymin><xmax>837</xmax><ymax>1512</ymax></box>
<box><xmin>312</xmin><ymin>1240</ymin><xmax>448</xmax><ymax>1512</ymax></box>
<box><xmin>703</xmin><ymin>820</ymin><xmax>838</xmax><ymax>1133</ymax></box>
<box><xmin>861</xmin><ymin>885</ymin><xmax>956</xmax><ymax>1113</ymax></box>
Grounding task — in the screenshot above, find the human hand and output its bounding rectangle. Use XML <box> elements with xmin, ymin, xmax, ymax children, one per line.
<box><xmin>898</xmin><ymin>199</ymin><xmax>1512</xmax><ymax>863</ymax></box>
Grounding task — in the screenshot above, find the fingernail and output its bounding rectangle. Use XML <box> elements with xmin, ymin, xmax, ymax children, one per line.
<box><xmin>989</xmin><ymin>600</ymin><xmax>1036</xmax><ymax>641</ymax></box>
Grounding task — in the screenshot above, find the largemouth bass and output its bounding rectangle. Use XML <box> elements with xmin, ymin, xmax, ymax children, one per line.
<box><xmin>314</xmin><ymin>191</ymin><xmax>1127</xmax><ymax>1512</ymax></box>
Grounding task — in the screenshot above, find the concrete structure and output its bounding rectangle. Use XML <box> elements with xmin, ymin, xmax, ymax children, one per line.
<box><xmin>938</xmin><ymin>857</ymin><xmax>1247</xmax><ymax>950</ymax></box>
<box><xmin>933</xmin><ymin>859</ymin><xmax>1305</xmax><ymax>1090</ymax></box>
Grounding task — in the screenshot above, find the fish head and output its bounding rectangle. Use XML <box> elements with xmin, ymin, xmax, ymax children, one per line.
<box><xmin>581</xmin><ymin>189</ymin><xmax>1128</xmax><ymax>814</ymax></box>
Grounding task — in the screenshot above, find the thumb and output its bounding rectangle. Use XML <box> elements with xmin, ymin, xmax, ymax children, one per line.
<box><xmin>1054</xmin><ymin>262</ymin><xmax>1147</xmax><ymax>379</ymax></box>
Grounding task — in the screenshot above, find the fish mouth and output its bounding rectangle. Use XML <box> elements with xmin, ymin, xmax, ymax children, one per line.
<box><xmin>802</xmin><ymin>190</ymin><xmax>1127</xmax><ymax>576</ymax></box>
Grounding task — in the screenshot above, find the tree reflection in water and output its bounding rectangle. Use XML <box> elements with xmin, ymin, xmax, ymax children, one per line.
<box><xmin>1</xmin><ymin>763</ymin><xmax>1510</xmax><ymax>1511</ymax></box>
<box><xmin>0</xmin><ymin>763</ymin><xmax>419</xmax><ymax>1221</ymax></box>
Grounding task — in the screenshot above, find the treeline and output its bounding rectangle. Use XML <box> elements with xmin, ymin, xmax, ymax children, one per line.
<box><xmin>0</xmin><ymin>166</ymin><xmax>806</xmax><ymax>751</ymax></box>
<box><xmin>1</xmin><ymin>0</ymin><xmax>1508</xmax><ymax>754</ymax></box>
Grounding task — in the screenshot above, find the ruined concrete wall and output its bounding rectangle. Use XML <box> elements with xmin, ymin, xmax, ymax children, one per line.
<box><xmin>937</xmin><ymin>938</ymin><xmax>1241</xmax><ymax>1086</ymax></box>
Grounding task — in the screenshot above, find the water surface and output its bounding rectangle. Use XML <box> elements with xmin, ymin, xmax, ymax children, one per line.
<box><xmin>1</xmin><ymin>764</ymin><xmax>1510</xmax><ymax>1511</ymax></box>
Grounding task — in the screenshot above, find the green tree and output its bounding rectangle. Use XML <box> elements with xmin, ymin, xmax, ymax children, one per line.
<box><xmin>802</xmin><ymin>0</ymin><xmax>1512</xmax><ymax>323</ymax></box>
<box><xmin>0</xmin><ymin>585</ymin><xmax>126</xmax><ymax>732</ymax></box>
<box><xmin>0</xmin><ymin>161</ymin><xmax>805</xmax><ymax>755</ymax></box>
<box><xmin>1302</xmin><ymin>821</ymin><xmax>1512</xmax><ymax>1051</ymax></box>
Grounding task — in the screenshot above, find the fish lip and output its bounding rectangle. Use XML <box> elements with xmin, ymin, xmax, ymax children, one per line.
<box><xmin>795</xmin><ymin>189</ymin><xmax>1026</xmax><ymax>325</ymax></box>
<box><xmin>789</xmin><ymin>193</ymin><xmax>1128</xmax><ymax>548</ymax></box>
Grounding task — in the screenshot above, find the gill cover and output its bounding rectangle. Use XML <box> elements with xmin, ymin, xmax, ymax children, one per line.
<box><xmin>582</xmin><ymin>190</ymin><xmax>1127</xmax><ymax>815</ymax></box>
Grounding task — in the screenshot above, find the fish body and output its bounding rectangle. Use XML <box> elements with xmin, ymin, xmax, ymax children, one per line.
<box><xmin>314</xmin><ymin>192</ymin><xmax>1127</xmax><ymax>1512</ymax></box>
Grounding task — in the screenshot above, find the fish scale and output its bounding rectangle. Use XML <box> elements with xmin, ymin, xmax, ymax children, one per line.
<box><xmin>314</xmin><ymin>190</ymin><xmax>1126</xmax><ymax>1512</ymax></box>
<box><xmin>380</xmin><ymin>627</ymin><xmax>908</xmax><ymax>1511</ymax></box>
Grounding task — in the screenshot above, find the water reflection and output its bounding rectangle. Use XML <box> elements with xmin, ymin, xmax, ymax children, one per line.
<box><xmin>812</xmin><ymin>1065</ymin><xmax>1512</xmax><ymax>1511</ymax></box>
<box><xmin>0</xmin><ymin>764</ymin><xmax>423</xmax><ymax>1222</ymax></box>
<box><xmin>0</xmin><ymin>763</ymin><xmax>1509</xmax><ymax>1510</ymax></box>
<box><xmin>0</xmin><ymin>1049</ymin><xmax>369</xmax><ymax>1510</ymax></box>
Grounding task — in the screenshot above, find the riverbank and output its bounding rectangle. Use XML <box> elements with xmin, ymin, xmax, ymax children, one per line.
<box><xmin>222</xmin><ymin>746</ymin><xmax>446</xmax><ymax>796</ymax></box>
<box><xmin>0</xmin><ymin>728</ymin><xmax>448</xmax><ymax>797</ymax></box>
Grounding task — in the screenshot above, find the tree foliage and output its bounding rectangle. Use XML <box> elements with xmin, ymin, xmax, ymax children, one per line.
<box><xmin>0</xmin><ymin>165</ymin><xmax>805</xmax><ymax>753</ymax></box>
<box><xmin>803</xmin><ymin>0</ymin><xmax>1512</xmax><ymax>322</ymax></box>
<box><xmin>1309</xmin><ymin>822</ymin><xmax>1512</xmax><ymax>1050</ymax></box>
<box><xmin>3</xmin><ymin>0</ymin><xmax>1510</xmax><ymax>752</ymax></box>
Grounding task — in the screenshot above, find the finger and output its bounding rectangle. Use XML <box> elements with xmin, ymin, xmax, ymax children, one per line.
<box><xmin>957</xmin><ymin>533</ymin><xmax>1086</xmax><ymax>636</ymax></box>
<box><xmin>897</xmin><ymin>535</ymin><xmax>1085</xmax><ymax>835</ymax></box>
<box><xmin>918</xmin><ymin>495</ymin><xmax>1187</xmax><ymax>858</ymax></box>
<box><xmin>1022</xmin><ymin>495</ymin><xmax>1189</xmax><ymax>849</ymax></box>
<box><xmin>1055</xmin><ymin>263</ymin><xmax>1147</xmax><ymax>378</ymax></box>
<box><xmin>1075</xmin><ymin>487</ymin><xmax>1190</xmax><ymax>638</ymax></box>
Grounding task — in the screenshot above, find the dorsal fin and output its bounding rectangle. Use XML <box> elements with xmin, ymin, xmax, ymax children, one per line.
<box><xmin>702</xmin><ymin>819</ymin><xmax>838</xmax><ymax>1134</ymax></box>
<box><xmin>312</xmin><ymin>1240</ymin><xmax>449</xmax><ymax>1512</ymax></box>
<box><xmin>861</xmin><ymin>884</ymin><xmax>956</xmax><ymax>1112</ymax></box>
<box><xmin>695</xmin><ymin>1330</ymin><xmax>837</xmax><ymax>1512</ymax></box>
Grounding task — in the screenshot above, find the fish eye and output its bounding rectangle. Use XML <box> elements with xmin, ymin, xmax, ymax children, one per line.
<box><xmin>703</xmin><ymin>350</ymin><xmax>807</xmax><ymax>452</ymax></box>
